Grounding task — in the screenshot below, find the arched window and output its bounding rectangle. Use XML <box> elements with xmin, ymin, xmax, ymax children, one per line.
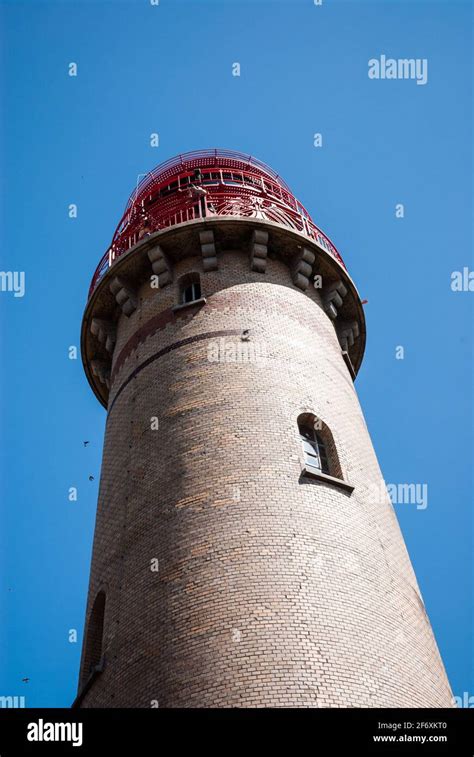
<box><xmin>179</xmin><ymin>272</ymin><xmax>201</xmax><ymax>304</ymax></box>
<box><xmin>297</xmin><ymin>413</ymin><xmax>347</xmax><ymax>486</ymax></box>
<box><xmin>299</xmin><ymin>424</ymin><xmax>330</xmax><ymax>474</ymax></box>
<box><xmin>82</xmin><ymin>591</ymin><xmax>106</xmax><ymax>677</ymax></box>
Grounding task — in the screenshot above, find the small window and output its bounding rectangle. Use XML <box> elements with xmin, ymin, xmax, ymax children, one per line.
<box><xmin>82</xmin><ymin>590</ymin><xmax>106</xmax><ymax>680</ymax></box>
<box><xmin>297</xmin><ymin>413</ymin><xmax>344</xmax><ymax>482</ymax></box>
<box><xmin>179</xmin><ymin>273</ymin><xmax>201</xmax><ymax>304</ymax></box>
<box><xmin>183</xmin><ymin>281</ymin><xmax>201</xmax><ymax>303</ymax></box>
<box><xmin>300</xmin><ymin>427</ymin><xmax>330</xmax><ymax>475</ymax></box>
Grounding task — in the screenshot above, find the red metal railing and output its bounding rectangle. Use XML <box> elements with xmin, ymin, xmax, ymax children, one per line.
<box><xmin>88</xmin><ymin>149</ymin><xmax>345</xmax><ymax>298</ymax></box>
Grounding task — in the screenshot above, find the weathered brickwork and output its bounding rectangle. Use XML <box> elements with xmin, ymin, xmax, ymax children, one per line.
<box><xmin>78</xmin><ymin>246</ymin><xmax>453</xmax><ymax>708</ymax></box>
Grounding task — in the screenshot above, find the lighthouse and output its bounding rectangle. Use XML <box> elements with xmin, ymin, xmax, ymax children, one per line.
<box><xmin>75</xmin><ymin>149</ymin><xmax>452</xmax><ymax>707</ymax></box>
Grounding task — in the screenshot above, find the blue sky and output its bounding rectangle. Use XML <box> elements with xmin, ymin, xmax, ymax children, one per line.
<box><xmin>0</xmin><ymin>0</ymin><xmax>472</xmax><ymax>707</ymax></box>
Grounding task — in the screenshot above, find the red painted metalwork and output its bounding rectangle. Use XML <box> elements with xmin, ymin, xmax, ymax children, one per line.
<box><xmin>89</xmin><ymin>149</ymin><xmax>345</xmax><ymax>298</ymax></box>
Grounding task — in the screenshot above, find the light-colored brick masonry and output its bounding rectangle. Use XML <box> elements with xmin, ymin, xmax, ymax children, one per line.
<box><xmin>77</xmin><ymin>225</ymin><xmax>453</xmax><ymax>708</ymax></box>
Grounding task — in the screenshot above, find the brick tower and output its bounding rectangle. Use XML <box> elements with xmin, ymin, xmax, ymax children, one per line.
<box><xmin>75</xmin><ymin>149</ymin><xmax>452</xmax><ymax>707</ymax></box>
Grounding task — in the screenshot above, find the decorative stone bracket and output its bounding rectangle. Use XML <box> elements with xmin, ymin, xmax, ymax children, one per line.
<box><xmin>90</xmin><ymin>359</ymin><xmax>111</xmax><ymax>389</ymax></box>
<box><xmin>199</xmin><ymin>230</ymin><xmax>218</xmax><ymax>271</ymax></box>
<box><xmin>337</xmin><ymin>320</ymin><xmax>360</xmax><ymax>352</ymax></box>
<box><xmin>250</xmin><ymin>229</ymin><xmax>269</xmax><ymax>273</ymax></box>
<box><xmin>109</xmin><ymin>277</ymin><xmax>138</xmax><ymax>317</ymax></box>
<box><xmin>322</xmin><ymin>280</ymin><xmax>348</xmax><ymax>320</ymax></box>
<box><xmin>147</xmin><ymin>245</ymin><xmax>172</xmax><ymax>287</ymax></box>
<box><xmin>292</xmin><ymin>247</ymin><xmax>315</xmax><ymax>290</ymax></box>
<box><xmin>90</xmin><ymin>318</ymin><xmax>116</xmax><ymax>355</ymax></box>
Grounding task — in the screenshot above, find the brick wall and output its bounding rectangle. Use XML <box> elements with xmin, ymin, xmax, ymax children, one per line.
<box><xmin>78</xmin><ymin>249</ymin><xmax>453</xmax><ymax>707</ymax></box>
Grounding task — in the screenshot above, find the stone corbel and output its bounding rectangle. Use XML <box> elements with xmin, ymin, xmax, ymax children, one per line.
<box><xmin>250</xmin><ymin>229</ymin><xmax>269</xmax><ymax>273</ymax></box>
<box><xmin>90</xmin><ymin>318</ymin><xmax>117</xmax><ymax>355</ymax></box>
<box><xmin>147</xmin><ymin>245</ymin><xmax>172</xmax><ymax>287</ymax></box>
<box><xmin>90</xmin><ymin>359</ymin><xmax>111</xmax><ymax>389</ymax></box>
<box><xmin>337</xmin><ymin>320</ymin><xmax>360</xmax><ymax>351</ymax></box>
<box><xmin>199</xmin><ymin>230</ymin><xmax>218</xmax><ymax>271</ymax></box>
<box><xmin>322</xmin><ymin>280</ymin><xmax>348</xmax><ymax>320</ymax></box>
<box><xmin>109</xmin><ymin>277</ymin><xmax>138</xmax><ymax>317</ymax></box>
<box><xmin>292</xmin><ymin>247</ymin><xmax>315</xmax><ymax>290</ymax></box>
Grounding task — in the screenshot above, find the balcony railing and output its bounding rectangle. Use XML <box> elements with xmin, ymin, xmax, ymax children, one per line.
<box><xmin>88</xmin><ymin>149</ymin><xmax>345</xmax><ymax>298</ymax></box>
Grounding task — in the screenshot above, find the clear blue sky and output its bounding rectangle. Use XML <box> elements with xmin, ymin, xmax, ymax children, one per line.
<box><xmin>0</xmin><ymin>0</ymin><xmax>472</xmax><ymax>707</ymax></box>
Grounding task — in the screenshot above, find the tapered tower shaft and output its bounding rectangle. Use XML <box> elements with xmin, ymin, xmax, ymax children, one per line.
<box><xmin>76</xmin><ymin>150</ymin><xmax>452</xmax><ymax>707</ymax></box>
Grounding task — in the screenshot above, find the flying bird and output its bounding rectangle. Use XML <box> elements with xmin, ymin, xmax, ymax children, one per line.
<box><xmin>83</xmin><ymin>441</ymin><xmax>90</xmax><ymax>447</ymax></box>
<box><xmin>89</xmin><ymin>475</ymin><xmax>94</xmax><ymax>482</ymax></box>
<box><xmin>21</xmin><ymin>678</ymin><xmax>29</xmax><ymax>684</ymax></box>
